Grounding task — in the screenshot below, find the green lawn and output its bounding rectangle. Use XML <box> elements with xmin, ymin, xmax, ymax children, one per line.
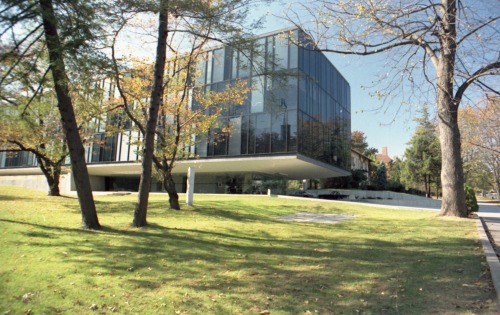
<box><xmin>0</xmin><ymin>186</ymin><xmax>495</xmax><ymax>314</ymax></box>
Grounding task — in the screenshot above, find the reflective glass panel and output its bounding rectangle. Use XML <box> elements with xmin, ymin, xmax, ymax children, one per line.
<box><xmin>228</xmin><ymin>116</ymin><xmax>242</xmax><ymax>155</ymax></box>
<box><xmin>212</xmin><ymin>48</ymin><xmax>225</xmax><ymax>83</ymax></box>
<box><xmin>251</xmin><ymin>76</ymin><xmax>265</xmax><ymax>113</ymax></box>
<box><xmin>274</xmin><ymin>35</ymin><xmax>288</xmax><ymax>69</ymax></box>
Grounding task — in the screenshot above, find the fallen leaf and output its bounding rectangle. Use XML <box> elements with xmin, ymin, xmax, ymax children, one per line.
<box><xmin>21</xmin><ymin>293</ymin><xmax>35</xmax><ymax>303</ymax></box>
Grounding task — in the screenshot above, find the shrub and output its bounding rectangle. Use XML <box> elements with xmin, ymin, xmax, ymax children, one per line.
<box><xmin>464</xmin><ymin>184</ymin><xmax>479</xmax><ymax>215</ymax></box>
<box><xmin>375</xmin><ymin>163</ymin><xmax>388</xmax><ymax>190</ymax></box>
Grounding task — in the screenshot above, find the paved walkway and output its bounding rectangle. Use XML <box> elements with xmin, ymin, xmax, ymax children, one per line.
<box><xmin>477</xmin><ymin>203</ymin><xmax>500</xmax><ymax>307</ymax></box>
<box><xmin>478</xmin><ymin>203</ymin><xmax>500</xmax><ymax>252</ymax></box>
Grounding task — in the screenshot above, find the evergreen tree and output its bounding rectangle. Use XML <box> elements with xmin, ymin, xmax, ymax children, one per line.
<box><xmin>402</xmin><ymin>106</ymin><xmax>441</xmax><ymax>197</ymax></box>
<box><xmin>387</xmin><ymin>158</ymin><xmax>405</xmax><ymax>192</ymax></box>
<box><xmin>375</xmin><ymin>162</ymin><xmax>388</xmax><ymax>190</ymax></box>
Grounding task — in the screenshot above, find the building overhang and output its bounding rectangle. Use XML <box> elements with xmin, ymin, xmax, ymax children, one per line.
<box><xmin>84</xmin><ymin>154</ymin><xmax>350</xmax><ymax>179</ymax></box>
<box><xmin>0</xmin><ymin>167</ymin><xmax>46</xmax><ymax>176</ymax></box>
<box><xmin>0</xmin><ymin>154</ymin><xmax>350</xmax><ymax>179</ymax></box>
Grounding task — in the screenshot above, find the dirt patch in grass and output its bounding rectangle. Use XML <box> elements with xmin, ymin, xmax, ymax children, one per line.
<box><xmin>277</xmin><ymin>212</ymin><xmax>357</xmax><ymax>224</ymax></box>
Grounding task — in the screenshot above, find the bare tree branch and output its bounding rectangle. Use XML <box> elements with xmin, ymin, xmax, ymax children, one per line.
<box><xmin>20</xmin><ymin>66</ymin><xmax>50</xmax><ymax>115</ymax></box>
<box><xmin>0</xmin><ymin>23</ymin><xmax>43</xmax><ymax>63</ymax></box>
<box><xmin>465</xmin><ymin>141</ymin><xmax>500</xmax><ymax>155</ymax></box>
<box><xmin>110</xmin><ymin>18</ymin><xmax>146</xmax><ymax>136</ymax></box>
<box><xmin>457</xmin><ymin>16</ymin><xmax>500</xmax><ymax>46</ymax></box>
<box><xmin>455</xmin><ymin>61</ymin><xmax>500</xmax><ymax>105</ymax></box>
<box><xmin>0</xmin><ymin>31</ymin><xmax>44</xmax><ymax>87</ymax></box>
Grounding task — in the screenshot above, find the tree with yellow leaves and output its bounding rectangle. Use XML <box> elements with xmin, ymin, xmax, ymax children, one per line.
<box><xmin>110</xmin><ymin>0</ymin><xmax>265</xmax><ymax>225</ymax></box>
<box><xmin>459</xmin><ymin>97</ymin><xmax>500</xmax><ymax>200</ymax></box>
<box><xmin>0</xmin><ymin>45</ymin><xmax>112</xmax><ymax>197</ymax></box>
<box><xmin>111</xmin><ymin>50</ymin><xmax>250</xmax><ymax>210</ymax></box>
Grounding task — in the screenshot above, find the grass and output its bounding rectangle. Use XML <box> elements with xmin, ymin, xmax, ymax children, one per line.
<box><xmin>0</xmin><ymin>186</ymin><xmax>496</xmax><ymax>314</ymax></box>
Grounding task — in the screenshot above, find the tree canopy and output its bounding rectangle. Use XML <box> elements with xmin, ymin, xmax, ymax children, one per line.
<box><xmin>459</xmin><ymin>97</ymin><xmax>500</xmax><ymax>199</ymax></box>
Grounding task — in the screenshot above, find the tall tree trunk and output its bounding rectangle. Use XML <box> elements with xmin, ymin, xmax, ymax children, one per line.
<box><xmin>437</xmin><ymin>0</ymin><xmax>467</xmax><ymax>217</ymax></box>
<box><xmin>435</xmin><ymin>178</ymin><xmax>439</xmax><ymax>200</ymax></box>
<box><xmin>438</xmin><ymin>107</ymin><xmax>466</xmax><ymax>216</ymax></box>
<box><xmin>163</xmin><ymin>172</ymin><xmax>180</xmax><ymax>210</ymax></box>
<box><xmin>38</xmin><ymin>0</ymin><xmax>100</xmax><ymax>228</ymax></box>
<box><xmin>427</xmin><ymin>176</ymin><xmax>431</xmax><ymax>198</ymax></box>
<box><xmin>424</xmin><ymin>175</ymin><xmax>429</xmax><ymax>198</ymax></box>
<box><xmin>132</xmin><ymin>2</ymin><xmax>169</xmax><ymax>227</ymax></box>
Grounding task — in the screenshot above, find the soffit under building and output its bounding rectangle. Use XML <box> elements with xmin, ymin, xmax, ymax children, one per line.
<box><xmin>83</xmin><ymin>153</ymin><xmax>350</xmax><ymax>179</ymax></box>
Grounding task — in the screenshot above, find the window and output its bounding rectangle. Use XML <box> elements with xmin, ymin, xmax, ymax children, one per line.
<box><xmin>287</xmin><ymin>110</ymin><xmax>298</xmax><ymax>152</ymax></box>
<box><xmin>212</xmin><ymin>124</ymin><xmax>228</xmax><ymax>156</ymax></box>
<box><xmin>224</xmin><ymin>47</ymin><xmax>232</xmax><ymax>81</ymax></box>
<box><xmin>271</xmin><ymin>109</ymin><xmax>287</xmax><ymax>153</ymax></box>
<box><xmin>251</xmin><ymin>76</ymin><xmax>265</xmax><ymax>113</ymax></box>
<box><xmin>237</xmin><ymin>51</ymin><xmax>251</xmax><ymax>78</ymax></box>
<box><xmin>195</xmin><ymin>55</ymin><xmax>206</xmax><ymax>85</ymax></box>
<box><xmin>232</xmin><ymin>50</ymin><xmax>238</xmax><ymax>79</ymax></box>
<box><xmin>274</xmin><ymin>35</ymin><xmax>288</xmax><ymax>69</ymax></box>
<box><xmin>266</xmin><ymin>36</ymin><xmax>274</xmax><ymax>71</ymax></box>
<box><xmin>212</xmin><ymin>48</ymin><xmax>225</xmax><ymax>83</ymax></box>
<box><xmin>254</xmin><ymin>114</ymin><xmax>270</xmax><ymax>154</ymax></box>
<box><xmin>228</xmin><ymin>116</ymin><xmax>242</xmax><ymax>155</ymax></box>
<box><xmin>196</xmin><ymin>136</ymin><xmax>208</xmax><ymax>157</ymax></box>
<box><xmin>252</xmin><ymin>38</ymin><xmax>266</xmax><ymax>75</ymax></box>
<box><xmin>240</xmin><ymin>116</ymin><xmax>249</xmax><ymax>155</ymax></box>
<box><xmin>289</xmin><ymin>30</ymin><xmax>298</xmax><ymax>69</ymax></box>
<box><xmin>298</xmin><ymin>78</ymin><xmax>306</xmax><ymax>111</ymax></box>
<box><xmin>206</xmin><ymin>51</ymin><xmax>213</xmax><ymax>84</ymax></box>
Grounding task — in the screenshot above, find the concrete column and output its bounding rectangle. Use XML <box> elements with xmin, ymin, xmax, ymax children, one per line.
<box><xmin>302</xmin><ymin>179</ymin><xmax>309</xmax><ymax>190</ymax></box>
<box><xmin>0</xmin><ymin>152</ymin><xmax>5</xmax><ymax>167</ymax></box>
<box><xmin>186</xmin><ymin>167</ymin><xmax>195</xmax><ymax>206</ymax></box>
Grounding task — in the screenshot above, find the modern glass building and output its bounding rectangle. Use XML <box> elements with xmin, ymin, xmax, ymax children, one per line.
<box><xmin>0</xmin><ymin>27</ymin><xmax>351</xmax><ymax>194</ymax></box>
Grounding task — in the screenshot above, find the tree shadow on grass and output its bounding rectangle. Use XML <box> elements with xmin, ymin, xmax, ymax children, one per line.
<box><xmin>2</xmin><ymin>186</ymin><xmax>496</xmax><ymax>314</ymax></box>
<box><xmin>189</xmin><ymin>206</ymin><xmax>288</xmax><ymax>224</ymax></box>
<box><xmin>0</xmin><ymin>194</ymin><xmax>30</xmax><ymax>201</ymax></box>
<box><xmin>1</xmin><ymin>215</ymin><xmax>494</xmax><ymax>314</ymax></box>
<box><xmin>93</xmin><ymin>198</ymin><xmax>302</xmax><ymax>226</ymax></box>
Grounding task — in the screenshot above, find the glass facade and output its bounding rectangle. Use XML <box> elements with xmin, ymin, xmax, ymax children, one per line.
<box><xmin>0</xmin><ymin>151</ymin><xmax>37</xmax><ymax>168</ymax></box>
<box><xmin>192</xmin><ymin>28</ymin><xmax>351</xmax><ymax>170</ymax></box>
<box><xmin>0</xmin><ymin>28</ymin><xmax>351</xmax><ymax>176</ymax></box>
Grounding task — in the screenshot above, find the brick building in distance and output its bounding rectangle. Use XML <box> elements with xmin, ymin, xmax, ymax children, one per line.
<box><xmin>375</xmin><ymin>147</ymin><xmax>393</xmax><ymax>165</ymax></box>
